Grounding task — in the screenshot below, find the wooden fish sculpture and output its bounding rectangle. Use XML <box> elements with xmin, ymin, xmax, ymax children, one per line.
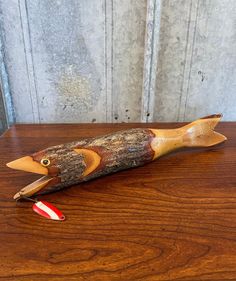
<box><xmin>7</xmin><ymin>114</ymin><xmax>226</xmax><ymax>200</ymax></box>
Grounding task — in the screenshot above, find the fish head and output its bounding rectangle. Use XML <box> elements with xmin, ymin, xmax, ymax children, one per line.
<box><xmin>7</xmin><ymin>144</ymin><xmax>87</xmax><ymax>200</ymax></box>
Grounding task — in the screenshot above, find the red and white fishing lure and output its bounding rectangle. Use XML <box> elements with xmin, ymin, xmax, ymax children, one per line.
<box><xmin>32</xmin><ymin>200</ymin><xmax>65</xmax><ymax>221</ymax></box>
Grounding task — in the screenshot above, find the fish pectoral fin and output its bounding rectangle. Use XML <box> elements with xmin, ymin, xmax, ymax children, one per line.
<box><xmin>74</xmin><ymin>148</ymin><xmax>101</xmax><ymax>177</ymax></box>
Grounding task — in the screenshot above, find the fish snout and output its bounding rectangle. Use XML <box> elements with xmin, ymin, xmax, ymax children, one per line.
<box><xmin>7</xmin><ymin>156</ymin><xmax>48</xmax><ymax>175</ymax></box>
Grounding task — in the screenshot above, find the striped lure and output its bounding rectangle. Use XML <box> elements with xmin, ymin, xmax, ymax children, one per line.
<box><xmin>32</xmin><ymin>200</ymin><xmax>65</xmax><ymax>221</ymax></box>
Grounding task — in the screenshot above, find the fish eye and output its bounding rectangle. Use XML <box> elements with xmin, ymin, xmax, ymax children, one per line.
<box><xmin>41</xmin><ymin>158</ymin><xmax>50</xmax><ymax>167</ymax></box>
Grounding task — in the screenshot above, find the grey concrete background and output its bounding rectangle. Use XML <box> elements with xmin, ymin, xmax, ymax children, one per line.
<box><xmin>0</xmin><ymin>0</ymin><xmax>235</xmax><ymax>124</ymax></box>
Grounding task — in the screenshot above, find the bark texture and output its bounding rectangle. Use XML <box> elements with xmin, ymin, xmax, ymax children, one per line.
<box><xmin>76</xmin><ymin>128</ymin><xmax>155</xmax><ymax>181</ymax></box>
<box><xmin>34</xmin><ymin>128</ymin><xmax>155</xmax><ymax>193</ymax></box>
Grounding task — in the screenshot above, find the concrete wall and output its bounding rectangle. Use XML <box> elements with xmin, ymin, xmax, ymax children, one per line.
<box><xmin>0</xmin><ymin>0</ymin><xmax>235</xmax><ymax>123</ymax></box>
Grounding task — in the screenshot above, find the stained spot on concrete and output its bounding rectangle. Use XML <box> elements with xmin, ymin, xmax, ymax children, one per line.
<box><xmin>57</xmin><ymin>73</ymin><xmax>97</xmax><ymax>113</ymax></box>
<box><xmin>198</xmin><ymin>71</ymin><xmax>206</xmax><ymax>82</ymax></box>
<box><xmin>38</xmin><ymin>2</ymin><xmax>101</xmax><ymax>121</ymax></box>
<box><xmin>59</xmin><ymin>75</ymin><xmax>91</xmax><ymax>99</ymax></box>
<box><xmin>92</xmin><ymin>118</ymin><xmax>96</xmax><ymax>123</ymax></box>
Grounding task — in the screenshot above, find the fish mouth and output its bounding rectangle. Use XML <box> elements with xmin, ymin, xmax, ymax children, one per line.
<box><xmin>6</xmin><ymin>156</ymin><xmax>54</xmax><ymax>200</ymax></box>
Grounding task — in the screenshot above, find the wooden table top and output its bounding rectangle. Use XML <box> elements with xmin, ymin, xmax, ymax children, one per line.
<box><xmin>0</xmin><ymin>122</ymin><xmax>236</xmax><ymax>281</ymax></box>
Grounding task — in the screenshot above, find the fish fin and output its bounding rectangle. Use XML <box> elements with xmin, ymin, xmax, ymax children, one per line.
<box><xmin>182</xmin><ymin>114</ymin><xmax>227</xmax><ymax>147</ymax></box>
<box><xmin>74</xmin><ymin>148</ymin><xmax>101</xmax><ymax>177</ymax></box>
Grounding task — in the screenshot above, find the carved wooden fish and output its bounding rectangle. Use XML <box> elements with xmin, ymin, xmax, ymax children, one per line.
<box><xmin>7</xmin><ymin>114</ymin><xmax>226</xmax><ymax>200</ymax></box>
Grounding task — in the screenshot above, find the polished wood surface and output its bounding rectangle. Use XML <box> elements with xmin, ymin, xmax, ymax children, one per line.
<box><xmin>0</xmin><ymin>122</ymin><xmax>236</xmax><ymax>280</ymax></box>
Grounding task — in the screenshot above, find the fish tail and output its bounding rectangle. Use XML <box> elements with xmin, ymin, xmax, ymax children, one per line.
<box><xmin>182</xmin><ymin>114</ymin><xmax>227</xmax><ymax>147</ymax></box>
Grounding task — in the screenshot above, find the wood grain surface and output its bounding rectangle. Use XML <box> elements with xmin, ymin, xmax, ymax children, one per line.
<box><xmin>0</xmin><ymin>123</ymin><xmax>236</xmax><ymax>280</ymax></box>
